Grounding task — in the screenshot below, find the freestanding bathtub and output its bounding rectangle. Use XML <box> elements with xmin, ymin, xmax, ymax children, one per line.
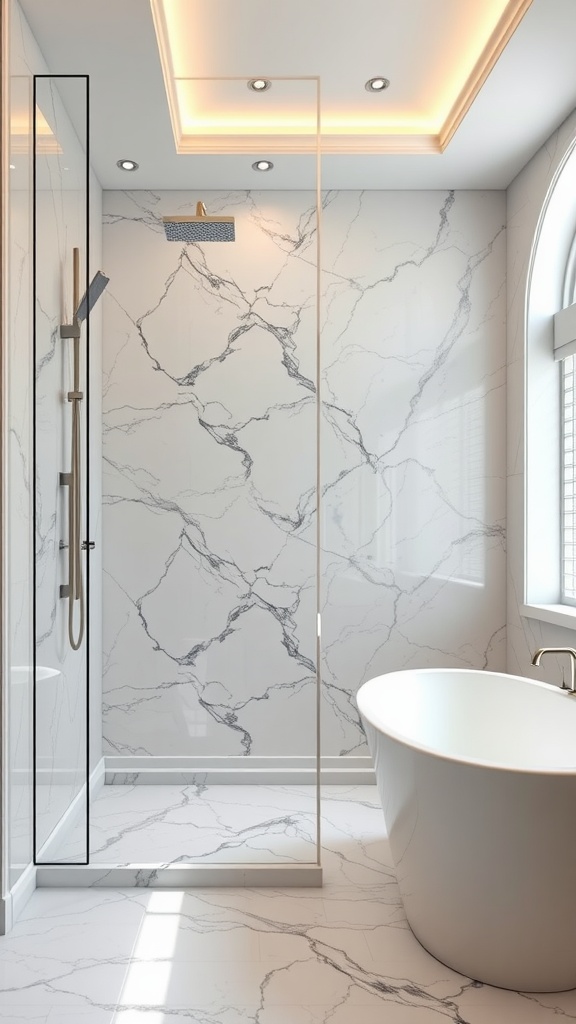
<box><xmin>357</xmin><ymin>668</ymin><xmax>576</xmax><ymax>992</ymax></box>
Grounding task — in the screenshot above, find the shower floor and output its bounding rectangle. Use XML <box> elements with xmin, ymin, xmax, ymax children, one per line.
<box><xmin>51</xmin><ymin>783</ymin><xmax>321</xmax><ymax>865</ymax></box>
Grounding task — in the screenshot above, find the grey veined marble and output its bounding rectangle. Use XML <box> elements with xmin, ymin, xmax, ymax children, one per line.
<box><xmin>48</xmin><ymin>785</ymin><xmax>318</xmax><ymax>866</ymax></box>
<box><xmin>0</xmin><ymin>787</ymin><xmax>573</xmax><ymax>1022</ymax></box>
<box><xmin>102</xmin><ymin>189</ymin><xmax>507</xmax><ymax>763</ymax></box>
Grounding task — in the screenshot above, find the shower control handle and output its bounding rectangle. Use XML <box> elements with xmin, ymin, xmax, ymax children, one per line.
<box><xmin>59</xmin><ymin>540</ymin><xmax>95</xmax><ymax>554</ymax></box>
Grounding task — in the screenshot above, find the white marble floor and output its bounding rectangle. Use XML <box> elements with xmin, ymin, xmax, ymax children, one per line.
<box><xmin>2</xmin><ymin>786</ymin><xmax>576</xmax><ymax>1023</ymax></box>
<box><xmin>52</xmin><ymin>784</ymin><xmax>319</xmax><ymax>865</ymax></box>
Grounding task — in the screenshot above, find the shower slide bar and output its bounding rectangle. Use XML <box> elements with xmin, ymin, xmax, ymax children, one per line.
<box><xmin>59</xmin><ymin>249</ymin><xmax>109</xmax><ymax>650</ymax></box>
<box><xmin>59</xmin><ymin>247</ymin><xmax>86</xmax><ymax>651</ymax></box>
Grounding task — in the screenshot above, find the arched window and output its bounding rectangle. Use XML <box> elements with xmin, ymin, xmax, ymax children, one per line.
<box><xmin>523</xmin><ymin>134</ymin><xmax>576</xmax><ymax>625</ymax></box>
<box><xmin>554</xmin><ymin>235</ymin><xmax>576</xmax><ymax>604</ymax></box>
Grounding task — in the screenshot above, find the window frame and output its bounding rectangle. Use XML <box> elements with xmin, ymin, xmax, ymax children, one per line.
<box><xmin>521</xmin><ymin>134</ymin><xmax>576</xmax><ymax>630</ymax></box>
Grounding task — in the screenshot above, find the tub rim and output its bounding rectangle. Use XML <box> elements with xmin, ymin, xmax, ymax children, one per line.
<box><xmin>356</xmin><ymin>667</ymin><xmax>576</xmax><ymax>775</ymax></box>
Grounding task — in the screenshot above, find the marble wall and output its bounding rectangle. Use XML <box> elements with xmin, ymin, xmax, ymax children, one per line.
<box><xmin>102</xmin><ymin>191</ymin><xmax>319</xmax><ymax>761</ymax></box>
<box><xmin>102</xmin><ymin>188</ymin><xmax>507</xmax><ymax>765</ymax></box>
<box><xmin>320</xmin><ymin>190</ymin><xmax>507</xmax><ymax>756</ymax></box>
<box><xmin>507</xmin><ymin>108</ymin><xmax>576</xmax><ymax>681</ymax></box>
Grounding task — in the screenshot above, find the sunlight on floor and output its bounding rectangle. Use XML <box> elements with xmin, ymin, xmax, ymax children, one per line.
<box><xmin>115</xmin><ymin>892</ymin><xmax>184</xmax><ymax>1009</ymax></box>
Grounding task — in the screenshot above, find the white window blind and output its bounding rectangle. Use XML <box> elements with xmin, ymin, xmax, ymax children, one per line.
<box><xmin>562</xmin><ymin>354</ymin><xmax>576</xmax><ymax>603</ymax></box>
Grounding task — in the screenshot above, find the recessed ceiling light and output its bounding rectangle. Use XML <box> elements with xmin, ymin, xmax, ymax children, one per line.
<box><xmin>117</xmin><ymin>159</ymin><xmax>139</xmax><ymax>171</ymax></box>
<box><xmin>252</xmin><ymin>160</ymin><xmax>274</xmax><ymax>172</ymax></box>
<box><xmin>248</xmin><ymin>79</ymin><xmax>271</xmax><ymax>92</ymax></box>
<box><xmin>9</xmin><ymin>164</ymin><xmax>15</xmax><ymax>170</ymax></box>
<box><xmin>365</xmin><ymin>77</ymin><xmax>390</xmax><ymax>92</ymax></box>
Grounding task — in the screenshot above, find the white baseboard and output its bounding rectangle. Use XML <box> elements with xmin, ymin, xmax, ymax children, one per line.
<box><xmin>0</xmin><ymin>862</ymin><xmax>37</xmax><ymax>935</ymax></box>
<box><xmin>104</xmin><ymin>755</ymin><xmax>375</xmax><ymax>786</ymax></box>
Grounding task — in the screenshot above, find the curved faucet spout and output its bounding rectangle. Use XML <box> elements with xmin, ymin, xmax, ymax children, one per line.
<box><xmin>531</xmin><ymin>647</ymin><xmax>576</xmax><ymax>692</ymax></box>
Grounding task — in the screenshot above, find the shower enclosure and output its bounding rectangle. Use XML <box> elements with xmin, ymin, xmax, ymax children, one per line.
<box><xmin>33</xmin><ymin>75</ymin><xmax>92</xmax><ymax>868</ymax></box>
<box><xmin>32</xmin><ymin>75</ymin><xmax>322</xmax><ymax>885</ymax></box>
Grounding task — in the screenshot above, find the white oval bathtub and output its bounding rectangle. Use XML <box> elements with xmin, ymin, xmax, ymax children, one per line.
<box><xmin>357</xmin><ymin>668</ymin><xmax>576</xmax><ymax>992</ymax></box>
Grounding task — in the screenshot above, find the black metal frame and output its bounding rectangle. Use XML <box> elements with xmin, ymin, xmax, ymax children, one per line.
<box><xmin>32</xmin><ymin>74</ymin><xmax>91</xmax><ymax>866</ymax></box>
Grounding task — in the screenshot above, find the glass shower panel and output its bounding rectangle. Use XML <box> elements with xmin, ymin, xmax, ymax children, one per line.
<box><xmin>33</xmin><ymin>76</ymin><xmax>90</xmax><ymax>864</ymax></box>
<box><xmin>100</xmin><ymin>77</ymin><xmax>321</xmax><ymax>868</ymax></box>
<box><xmin>8</xmin><ymin>70</ymin><xmax>34</xmax><ymax>889</ymax></box>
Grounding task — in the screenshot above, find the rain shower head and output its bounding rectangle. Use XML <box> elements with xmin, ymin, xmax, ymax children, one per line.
<box><xmin>163</xmin><ymin>201</ymin><xmax>235</xmax><ymax>242</ymax></box>
<box><xmin>76</xmin><ymin>271</ymin><xmax>110</xmax><ymax>323</ymax></box>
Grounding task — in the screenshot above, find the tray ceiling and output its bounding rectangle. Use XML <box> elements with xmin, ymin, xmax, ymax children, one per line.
<box><xmin>15</xmin><ymin>0</ymin><xmax>576</xmax><ymax>189</ymax></box>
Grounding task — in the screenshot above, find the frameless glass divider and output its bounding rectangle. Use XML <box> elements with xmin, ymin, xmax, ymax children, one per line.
<box><xmin>33</xmin><ymin>75</ymin><xmax>91</xmax><ymax>866</ymax></box>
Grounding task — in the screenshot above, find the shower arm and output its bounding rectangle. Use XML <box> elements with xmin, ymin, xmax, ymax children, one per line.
<box><xmin>59</xmin><ymin>246</ymin><xmax>85</xmax><ymax>651</ymax></box>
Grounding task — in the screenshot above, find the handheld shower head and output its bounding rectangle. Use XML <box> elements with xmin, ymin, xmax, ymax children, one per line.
<box><xmin>163</xmin><ymin>201</ymin><xmax>235</xmax><ymax>242</ymax></box>
<box><xmin>76</xmin><ymin>270</ymin><xmax>110</xmax><ymax>322</ymax></box>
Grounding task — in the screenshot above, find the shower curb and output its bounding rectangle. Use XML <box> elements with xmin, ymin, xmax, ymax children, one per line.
<box><xmin>36</xmin><ymin>863</ymin><xmax>323</xmax><ymax>888</ymax></box>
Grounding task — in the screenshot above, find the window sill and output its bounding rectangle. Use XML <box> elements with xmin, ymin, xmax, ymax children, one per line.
<box><xmin>521</xmin><ymin>603</ymin><xmax>576</xmax><ymax>631</ymax></box>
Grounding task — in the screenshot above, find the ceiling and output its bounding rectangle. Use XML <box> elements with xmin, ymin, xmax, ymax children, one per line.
<box><xmin>152</xmin><ymin>0</ymin><xmax>518</xmax><ymax>154</ymax></box>
<box><xmin>17</xmin><ymin>0</ymin><xmax>576</xmax><ymax>190</ymax></box>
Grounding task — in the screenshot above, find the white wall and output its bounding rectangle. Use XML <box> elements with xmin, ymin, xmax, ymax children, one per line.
<box><xmin>102</xmin><ymin>188</ymin><xmax>507</xmax><ymax>766</ymax></box>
